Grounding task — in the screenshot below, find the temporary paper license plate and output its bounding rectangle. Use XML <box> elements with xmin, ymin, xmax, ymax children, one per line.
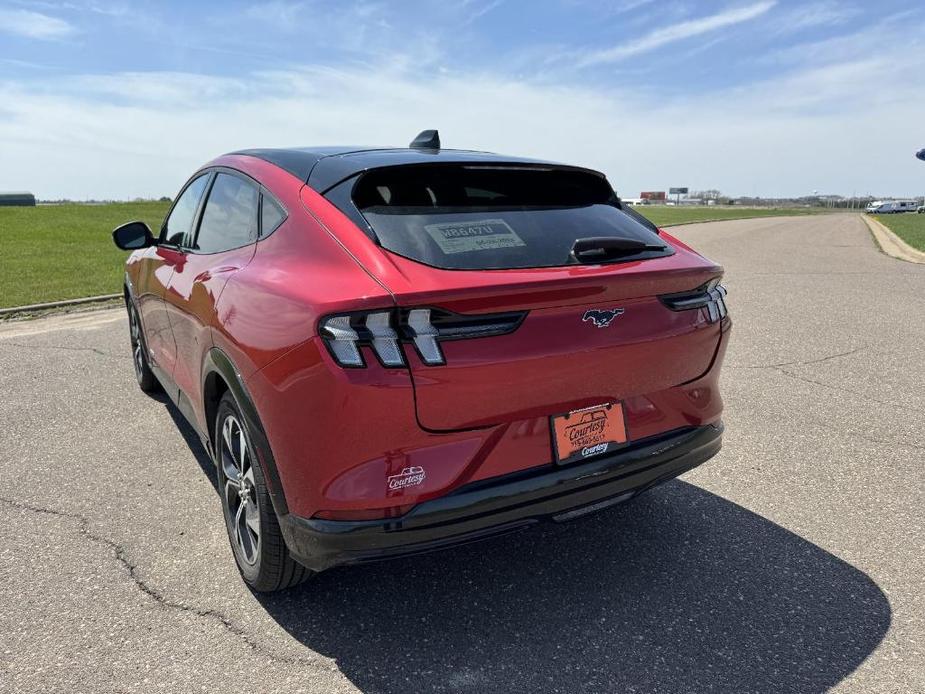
<box><xmin>551</xmin><ymin>403</ymin><xmax>627</xmax><ymax>465</ymax></box>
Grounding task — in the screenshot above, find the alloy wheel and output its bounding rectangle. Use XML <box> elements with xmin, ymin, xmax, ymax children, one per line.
<box><xmin>220</xmin><ymin>414</ymin><xmax>261</xmax><ymax>566</ymax></box>
<box><xmin>129</xmin><ymin>306</ymin><xmax>144</xmax><ymax>381</ymax></box>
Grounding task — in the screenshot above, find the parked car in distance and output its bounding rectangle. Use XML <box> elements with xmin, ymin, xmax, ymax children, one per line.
<box><xmin>917</xmin><ymin>205</ymin><xmax>924</xmax><ymax>214</ymax></box>
<box><xmin>869</xmin><ymin>200</ymin><xmax>918</xmax><ymax>214</ymax></box>
<box><xmin>112</xmin><ymin>130</ymin><xmax>730</xmax><ymax>591</ymax></box>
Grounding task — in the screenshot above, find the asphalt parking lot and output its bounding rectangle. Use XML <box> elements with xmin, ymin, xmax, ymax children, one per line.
<box><xmin>1</xmin><ymin>214</ymin><xmax>923</xmax><ymax>693</ymax></box>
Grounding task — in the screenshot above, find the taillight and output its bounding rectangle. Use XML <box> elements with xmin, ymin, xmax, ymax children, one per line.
<box><xmin>319</xmin><ymin>308</ymin><xmax>526</xmax><ymax>369</ymax></box>
<box><xmin>407</xmin><ymin>308</ymin><xmax>443</xmax><ymax>365</ymax></box>
<box><xmin>320</xmin><ymin>315</ymin><xmax>363</xmax><ymax>366</ymax></box>
<box><xmin>364</xmin><ymin>311</ymin><xmax>404</xmax><ymax>367</ymax></box>
<box><xmin>659</xmin><ymin>278</ymin><xmax>728</xmax><ymax>323</ymax></box>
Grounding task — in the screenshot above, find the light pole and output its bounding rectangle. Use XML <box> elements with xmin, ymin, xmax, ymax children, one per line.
<box><xmin>917</xmin><ymin>149</ymin><xmax>925</xmax><ymax>207</ymax></box>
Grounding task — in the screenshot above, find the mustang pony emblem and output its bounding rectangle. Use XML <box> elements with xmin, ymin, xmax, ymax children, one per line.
<box><xmin>582</xmin><ymin>308</ymin><xmax>625</xmax><ymax>328</ymax></box>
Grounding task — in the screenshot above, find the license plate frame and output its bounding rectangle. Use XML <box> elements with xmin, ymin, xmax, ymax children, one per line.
<box><xmin>550</xmin><ymin>402</ymin><xmax>627</xmax><ymax>465</ymax></box>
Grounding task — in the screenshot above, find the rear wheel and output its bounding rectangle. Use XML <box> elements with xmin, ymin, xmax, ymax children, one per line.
<box><xmin>127</xmin><ymin>300</ymin><xmax>159</xmax><ymax>393</ymax></box>
<box><xmin>215</xmin><ymin>391</ymin><xmax>311</xmax><ymax>592</ymax></box>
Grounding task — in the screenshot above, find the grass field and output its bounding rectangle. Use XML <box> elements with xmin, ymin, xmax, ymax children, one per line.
<box><xmin>0</xmin><ymin>201</ymin><xmax>834</xmax><ymax>309</ymax></box>
<box><xmin>0</xmin><ymin>201</ymin><xmax>170</xmax><ymax>308</ymax></box>
<box><xmin>637</xmin><ymin>205</ymin><xmax>825</xmax><ymax>226</ymax></box>
<box><xmin>870</xmin><ymin>213</ymin><xmax>925</xmax><ymax>252</ymax></box>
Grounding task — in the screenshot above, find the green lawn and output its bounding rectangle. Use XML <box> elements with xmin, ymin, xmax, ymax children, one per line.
<box><xmin>0</xmin><ymin>200</ymin><xmax>842</xmax><ymax>310</ymax></box>
<box><xmin>0</xmin><ymin>201</ymin><xmax>170</xmax><ymax>308</ymax></box>
<box><xmin>637</xmin><ymin>205</ymin><xmax>826</xmax><ymax>227</ymax></box>
<box><xmin>870</xmin><ymin>213</ymin><xmax>925</xmax><ymax>252</ymax></box>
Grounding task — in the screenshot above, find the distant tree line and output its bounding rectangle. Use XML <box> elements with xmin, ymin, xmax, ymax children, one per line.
<box><xmin>36</xmin><ymin>196</ymin><xmax>172</xmax><ymax>204</ymax></box>
<box><xmin>689</xmin><ymin>191</ymin><xmax>924</xmax><ymax>209</ymax></box>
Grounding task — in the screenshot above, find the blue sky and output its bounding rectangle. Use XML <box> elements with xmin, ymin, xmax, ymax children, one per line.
<box><xmin>1</xmin><ymin>0</ymin><xmax>923</xmax><ymax>199</ymax></box>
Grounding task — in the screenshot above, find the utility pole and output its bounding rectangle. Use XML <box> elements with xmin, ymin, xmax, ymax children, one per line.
<box><xmin>918</xmin><ymin>149</ymin><xmax>925</xmax><ymax>207</ymax></box>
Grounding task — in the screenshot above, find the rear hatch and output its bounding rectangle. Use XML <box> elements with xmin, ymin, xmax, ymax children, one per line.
<box><xmin>326</xmin><ymin>163</ymin><xmax>725</xmax><ymax>432</ymax></box>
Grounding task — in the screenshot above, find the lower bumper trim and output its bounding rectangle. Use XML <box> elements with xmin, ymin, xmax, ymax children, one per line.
<box><xmin>279</xmin><ymin>423</ymin><xmax>723</xmax><ymax>571</ymax></box>
<box><xmin>552</xmin><ymin>490</ymin><xmax>635</xmax><ymax>522</ymax></box>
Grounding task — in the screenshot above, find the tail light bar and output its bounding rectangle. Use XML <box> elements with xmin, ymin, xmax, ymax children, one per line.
<box><xmin>365</xmin><ymin>311</ymin><xmax>404</xmax><ymax>366</ymax></box>
<box><xmin>320</xmin><ymin>308</ymin><xmax>526</xmax><ymax>368</ymax></box>
<box><xmin>659</xmin><ymin>278</ymin><xmax>728</xmax><ymax>323</ymax></box>
<box><xmin>407</xmin><ymin>309</ymin><xmax>442</xmax><ymax>365</ymax></box>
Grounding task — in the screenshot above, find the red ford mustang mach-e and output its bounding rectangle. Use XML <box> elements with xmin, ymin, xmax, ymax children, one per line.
<box><xmin>113</xmin><ymin>131</ymin><xmax>730</xmax><ymax>591</ymax></box>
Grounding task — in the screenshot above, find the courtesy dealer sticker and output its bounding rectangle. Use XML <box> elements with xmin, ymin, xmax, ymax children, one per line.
<box><xmin>551</xmin><ymin>403</ymin><xmax>627</xmax><ymax>465</ymax></box>
<box><xmin>424</xmin><ymin>219</ymin><xmax>526</xmax><ymax>254</ymax></box>
<box><xmin>387</xmin><ymin>466</ymin><xmax>426</xmax><ymax>491</ymax></box>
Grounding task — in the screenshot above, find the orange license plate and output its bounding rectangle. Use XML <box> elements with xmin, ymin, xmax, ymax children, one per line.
<box><xmin>551</xmin><ymin>403</ymin><xmax>627</xmax><ymax>465</ymax></box>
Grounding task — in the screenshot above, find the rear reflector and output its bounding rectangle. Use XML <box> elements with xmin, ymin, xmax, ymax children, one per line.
<box><xmin>314</xmin><ymin>505</ymin><xmax>414</xmax><ymax>521</ymax></box>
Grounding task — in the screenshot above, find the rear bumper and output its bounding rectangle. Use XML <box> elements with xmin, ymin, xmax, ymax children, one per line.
<box><xmin>279</xmin><ymin>423</ymin><xmax>723</xmax><ymax>571</ymax></box>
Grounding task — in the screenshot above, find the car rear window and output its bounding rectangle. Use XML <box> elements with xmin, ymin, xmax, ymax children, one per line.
<box><xmin>350</xmin><ymin>165</ymin><xmax>667</xmax><ymax>270</ymax></box>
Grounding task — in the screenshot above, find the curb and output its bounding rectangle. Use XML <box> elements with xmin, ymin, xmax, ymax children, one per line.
<box><xmin>0</xmin><ymin>293</ymin><xmax>122</xmax><ymax>317</ymax></box>
<box><xmin>861</xmin><ymin>215</ymin><xmax>925</xmax><ymax>264</ymax></box>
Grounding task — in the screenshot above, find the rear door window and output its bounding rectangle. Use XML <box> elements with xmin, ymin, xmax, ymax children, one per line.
<box><xmin>260</xmin><ymin>194</ymin><xmax>287</xmax><ymax>237</ymax></box>
<box><xmin>350</xmin><ymin>165</ymin><xmax>669</xmax><ymax>270</ymax></box>
<box><xmin>193</xmin><ymin>173</ymin><xmax>259</xmax><ymax>254</ymax></box>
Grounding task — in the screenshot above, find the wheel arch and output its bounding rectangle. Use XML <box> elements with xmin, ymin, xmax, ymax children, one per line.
<box><xmin>202</xmin><ymin>347</ymin><xmax>289</xmax><ymax>516</ymax></box>
<box><xmin>122</xmin><ymin>272</ymin><xmax>135</xmax><ymax>306</ymax></box>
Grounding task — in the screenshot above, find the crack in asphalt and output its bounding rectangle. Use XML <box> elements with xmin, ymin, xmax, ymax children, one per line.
<box><xmin>733</xmin><ymin>343</ymin><xmax>916</xmax><ymax>412</ymax></box>
<box><xmin>732</xmin><ymin>344</ymin><xmax>920</xmax><ymax>441</ymax></box>
<box><xmin>0</xmin><ymin>496</ymin><xmax>318</xmax><ymax>668</ymax></box>
<box><xmin>0</xmin><ymin>341</ymin><xmax>126</xmax><ymax>360</ymax></box>
<box><xmin>746</xmin><ymin>345</ymin><xmax>869</xmax><ymax>370</ymax></box>
<box><xmin>746</xmin><ymin>272</ymin><xmax>879</xmax><ymax>276</ymax></box>
<box><xmin>805</xmin><ymin>418</ymin><xmax>925</xmax><ymax>452</ymax></box>
<box><xmin>772</xmin><ymin>368</ymin><xmax>917</xmax><ymax>414</ymax></box>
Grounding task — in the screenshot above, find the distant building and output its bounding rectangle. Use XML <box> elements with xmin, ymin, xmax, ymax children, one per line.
<box><xmin>0</xmin><ymin>192</ymin><xmax>36</xmax><ymax>207</ymax></box>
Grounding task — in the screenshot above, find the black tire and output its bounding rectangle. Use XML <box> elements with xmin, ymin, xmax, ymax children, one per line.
<box><xmin>214</xmin><ymin>391</ymin><xmax>311</xmax><ymax>592</ymax></box>
<box><xmin>127</xmin><ymin>299</ymin><xmax>159</xmax><ymax>393</ymax></box>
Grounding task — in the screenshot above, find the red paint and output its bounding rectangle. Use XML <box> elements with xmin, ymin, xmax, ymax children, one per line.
<box><xmin>126</xmin><ymin>153</ymin><xmax>730</xmax><ymax>520</ymax></box>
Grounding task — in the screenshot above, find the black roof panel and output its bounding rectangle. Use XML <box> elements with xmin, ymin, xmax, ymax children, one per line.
<box><xmin>230</xmin><ymin>146</ymin><xmax>596</xmax><ymax>192</ymax></box>
<box><xmin>230</xmin><ymin>146</ymin><xmax>376</xmax><ymax>182</ymax></box>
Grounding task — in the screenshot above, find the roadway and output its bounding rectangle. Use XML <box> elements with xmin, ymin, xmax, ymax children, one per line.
<box><xmin>0</xmin><ymin>213</ymin><xmax>922</xmax><ymax>692</ymax></box>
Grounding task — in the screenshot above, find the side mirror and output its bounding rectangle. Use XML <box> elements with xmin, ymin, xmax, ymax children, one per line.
<box><xmin>112</xmin><ymin>221</ymin><xmax>154</xmax><ymax>250</ymax></box>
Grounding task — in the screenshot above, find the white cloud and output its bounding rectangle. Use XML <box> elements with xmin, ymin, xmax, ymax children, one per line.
<box><xmin>773</xmin><ymin>1</ymin><xmax>858</xmax><ymax>34</ymax></box>
<box><xmin>244</xmin><ymin>1</ymin><xmax>307</xmax><ymax>28</ymax></box>
<box><xmin>763</xmin><ymin>11</ymin><xmax>915</xmax><ymax>67</ymax></box>
<box><xmin>0</xmin><ymin>57</ymin><xmax>58</xmax><ymax>69</ymax></box>
<box><xmin>73</xmin><ymin>72</ymin><xmax>252</xmax><ymax>103</ymax></box>
<box><xmin>0</xmin><ymin>25</ymin><xmax>923</xmax><ymax>200</ymax></box>
<box><xmin>460</xmin><ymin>0</ymin><xmax>505</xmax><ymax>25</ymax></box>
<box><xmin>0</xmin><ymin>8</ymin><xmax>75</xmax><ymax>39</ymax></box>
<box><xmin>12</xmin><ymin>1</ymin><xmax>131</xmax><ymax>17</ymax></box>
<box><xmin>613</xmin><ymin>0</ymin><xmax>656</xmax><ymax>13</ymax></box>
<box><xmin>577</xmin><ymin>1</ymin><xmax>776</xmax><ymax>66</ymax></box>
<box><xmin>559</xmin><ymin>0</ymin><xmax>655</xmax><ymax>17</ymax></box>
